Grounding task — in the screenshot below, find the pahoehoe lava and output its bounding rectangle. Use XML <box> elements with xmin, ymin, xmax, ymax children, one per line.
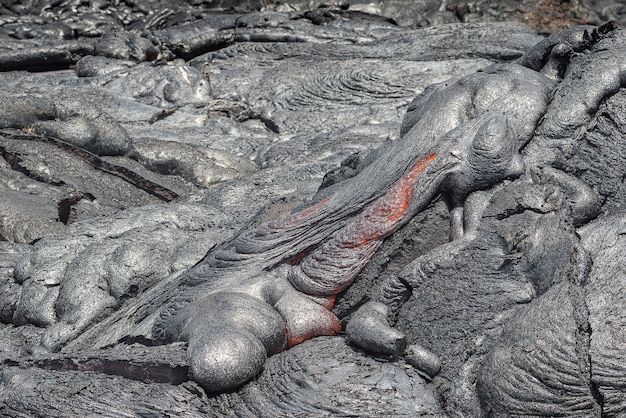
<box><xmin>1</xmin><ymin>1</ymin><xmax>626</xmax><ymax>416</ymax></box>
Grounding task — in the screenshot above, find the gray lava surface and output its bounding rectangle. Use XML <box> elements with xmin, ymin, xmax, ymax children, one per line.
<box><xmin>1</xmin><ymin>1</ymin><xmax>626</xmax><ymax>417</ymax></box>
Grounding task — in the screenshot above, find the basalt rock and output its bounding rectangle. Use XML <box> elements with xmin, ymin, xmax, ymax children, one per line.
<box><xmin>1</xmin><ymin>2</ymin><xmax>626</xmax><ymax>417</ymax></box>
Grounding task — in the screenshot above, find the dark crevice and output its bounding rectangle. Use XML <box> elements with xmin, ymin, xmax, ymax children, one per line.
<box><xmin>191</xmin><ymin>244</ymin><xmax>217</xmax><ymax>268</ymax></box>
<box><xmin>170</xmin><ymin>38</ymin><xmax>233</xmax><ymax>61</ymax></box>
<box><xmin>207</xmin><ymin>104</ymin><xmax>280</xmax><ymax>134</ymax></box>
<box><xmin>0</xmin><ymin>145</ymin><xmax>65</xmax><ymax>187</ymax></box>
<box><xmin>120</xmin><ymin>335</ymin><xmax>158</xmax><ymax>347</ymax></box>
<box><xmin>58</xmin><ymin>192</ymin><xmax>96</xmax><ymax>225</ymax></box>
<box><xmin>566</xmin><ymin>244</ymin><xmax>605</xmax><ymax>416</ymax></box>
<box><xmin>257</xmin><ymin>114</ymin><xmax>280</xmax><ymax>134</ymax></box>
<box><xmin>148</xmin><ymin>105</ymin><xmax>179</xmax><ymax>124</ymax></box>
<box><xmin>43</xmin><ymin>135</ymin><xmax>180</xmax><ymax>202</ymax></box>
<box><xmin>116</xmin><ymin>284</ymin><xmax>141</xmax><ymax>305</ymax></box>
<box><xmin>336</xmin><ymin>295</ymin><xmax>368</xmax><ymax>322</ymax></box>
<box><xmin>1</xmin><ymin>132</ymin><xmax>179</xmax><ymax>202</ymax></box>
<box><xmin>21</xmin><ymin>357</ymin><xmax>189</xmax><ymax>385</ymax></box>
<box><xmin>491</xmin><ymin>203</ymin><xmax>554</xmax><ymax>221</ymax></box>
<box><xmin>57</xmin><ymin>199</ymin><xmax>72</xmax><ymax>225</ymax></box>
<box><xmin>589</xmin><ymin>348</ymin><xmax>607</xmax><ymax>417</ymax></box>
<box><xmin>397</xmin><ymin>274</ymin><xmax>414</xmax><ymax>296</ymax></box>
